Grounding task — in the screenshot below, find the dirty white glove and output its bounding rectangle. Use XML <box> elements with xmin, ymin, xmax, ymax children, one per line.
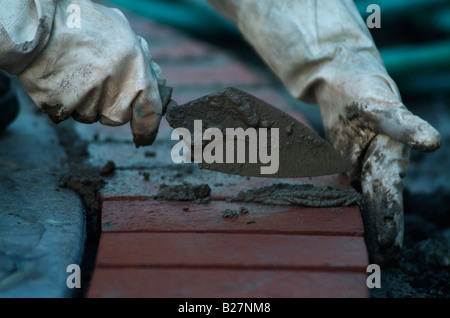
<box><xmin>0</xmin><ymin>0</ymin><xmax>169</xmax><ymax>147</ymax></box>
<box><xmin>208</xmin><ymin>0</ymin><xmax>441</xmax><ymax>264</ymax></box>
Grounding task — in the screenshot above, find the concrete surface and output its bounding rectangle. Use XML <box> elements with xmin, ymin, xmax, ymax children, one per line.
<box><xmin>0</xmin><ymin>82</ymin><xmax>85</xmax><ymax>298</ymax></box>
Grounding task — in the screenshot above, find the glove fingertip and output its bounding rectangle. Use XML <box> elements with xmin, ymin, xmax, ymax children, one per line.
<box><xmin>133</xmin><ymin>130</ymin><xmax>158</xmax><ymax>148</ymax></box>
<box><xmin>411</xmin><ymin>124</ymin><xmax>441</xmax><ymax>152</ymax></box>
<box><xmin>399</xmin><ymin>120</ymin><xmax>441</xmax><ymax>152</ymax></box>
<box><xmin>380</xmin><ymin>108</ymin><xmax>441</xmax><ymax>152</ymax></box>
<box><xmin>158</xmin><ymin>85</ymin><xmax>173</xmax><ymax>115</ymax></box>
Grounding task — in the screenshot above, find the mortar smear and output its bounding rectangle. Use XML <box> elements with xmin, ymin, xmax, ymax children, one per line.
<box><xmin>222</xmin><ymin>206</ymin><xmax>249</xmax><ymax>218</ymax></box>
<box><xmin>155</xmin><ymin>182</ymin><xmax>211</xmax><ymax>203</ymax></box>
<box><xmin>231</xmin><ymin>183</ymin><xmax>361</xmax><ymax>208</ymax></box>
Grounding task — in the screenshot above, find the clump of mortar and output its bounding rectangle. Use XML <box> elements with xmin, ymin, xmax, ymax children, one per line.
<box><xmin>222</xmin><ymin>206</ymin><xmax>249</xmax><ymax>218</ymax></box>
<box><xmin>56</xmin><ymin>122</ymin><xmax>106</xmax><ymax>234</ymax></box>
<box><xmin>59</xmin><ymin>164</ymin><xmax>106</xmax><ymax>234</ymax></box>
<box><xmin>231</xmin><ymin>183</ymin><xmax>361</xmax><ymax>208</ymax></box>
<box><xmin>155</xmin><ymin>182</ymin><xmax>211</xmax><ymax>204</ymax></box>
<box><xmin>55</xmin><ymin>121</ymin><xmax>108</xmax><ymax>297</ymax></box>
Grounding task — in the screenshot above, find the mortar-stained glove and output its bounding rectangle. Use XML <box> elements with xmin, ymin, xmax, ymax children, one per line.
<box><xmin>208</xmin><ymin>0</ymin><xmax>441</xmax><ymax>265</ymax></box>
<box><xmin>0</xmin><ymin>0</ymin><xmax>170</xmax><ymax>147</ymax></box>
<box><xmin>313</xmin><ymin>65</ymin><xmax>441</xmax><ymax>265</ymax></box>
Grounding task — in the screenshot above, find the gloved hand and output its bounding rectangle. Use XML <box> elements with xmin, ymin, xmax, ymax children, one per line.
<box><xmin>208</xmin><ymin>0</ymin><xmax>441</xmax><ymax>264</ymax></box>
<box><xmin>315</xmin><ymin>64</ymin><xmax>441</xmax><ymax>265</ymax></box>
<box><xmin>0</xmin><ymin>0</ymin><xmax>170</xmax><ymax>147</ymax></box>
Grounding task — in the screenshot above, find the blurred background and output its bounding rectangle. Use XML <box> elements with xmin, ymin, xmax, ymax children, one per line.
<box><xmin>104</xmin><ymin>0</ymin><xmax>449</xmax><ymax>297</ymax></box>
<box><xmin>104</xmin><ymin>0</ymin><xmax>450</xmax><ymax>93</ymax></box>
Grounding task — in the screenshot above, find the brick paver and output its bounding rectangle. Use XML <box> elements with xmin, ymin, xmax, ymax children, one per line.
<box><xmin>101</xmin><ymin>200</ymin><xmax>363</xmax><ymax>236</ymax></box>
<box><xmin>87</xmin><ymin>269</ymin><xmax>368</xmax><ymax>298</ymax></box>
<box><xmin>85</xmin><ymin>3</ymin><xmax>370</xmax><ymax>298</ymax></box>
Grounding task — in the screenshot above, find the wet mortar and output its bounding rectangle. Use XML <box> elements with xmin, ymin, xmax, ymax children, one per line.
<box><xmin>99</xmin><ymin>160</ymin><xmax>116</xmax><ymax>176</ymax></box>
<box><xmin>222</xmin><ymin>206</ymin><xmax>249</xmax><ymax>218</ymax></box>
<box><xmin>55</xmin><ymin>121</ymin><xmax>107</xmax><ymax>297</ymax></box>
<box><xmin>155</xmin><ymin>182</ymin><xmax>211</xmax><ymax>204</ymax></box>
<box><xmin>230</xmin><ymin>183</ymin><xmax>361</xmax><ymax>208</ymax></box>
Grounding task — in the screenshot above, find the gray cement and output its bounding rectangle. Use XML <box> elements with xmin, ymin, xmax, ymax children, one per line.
<box><xmin>230</xmin><ymin>183</ymin><xmax>361</xmax><ymax>208</ymax></box>
<box><xmin>155</xmin><ymin>182</ymin><xmax>211</xmax><ymax>203</ymax></box>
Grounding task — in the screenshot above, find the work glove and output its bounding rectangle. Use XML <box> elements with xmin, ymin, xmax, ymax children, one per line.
<box><xmin>314</xmin><ymin>62</ymin><xmax>440</xmax><ymax>265</ymax></box>
<box><xmin>0</xmin><ymin>0</ymin><xmax>169</xmax><ymax>147</ymax></box>
<box><xmin>208</xmin><ymin>0</ymin><xmax>441</xmax><ymax>265</ymax></box>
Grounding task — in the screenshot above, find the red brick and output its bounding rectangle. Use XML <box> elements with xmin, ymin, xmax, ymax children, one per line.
<box><xmin>101</xmin><ymin>200</ymin><xmax>364</xmax><ymax>236</ymax></box>
<box><xmin>135</xmin><ymin>23</ymin><xmax>185</xmax><ymax>45</ymax></box>
<box><xmin>150</xmin><ymin>38</ymin><xmax>221</xmax><ymax>61</ymax></box>
<box><xmin>87</xmin><ymin>268</ymin><xmax>369</xmax><ymax>298</ymax></box>
<box><xmin>115</xmin><ymin>9</ymin><xmax>186</xmax><ymax>45</ymax></box>
<box><xmin>246</xmin><ymin>89</ymin><xmax>294</xmax><ymax>113</ymax></box>
<box><xmin>161</xmin><ymin>60</ymin><xmax>264</xmax><ymax>88</ymax></box>
<box><xmin>96</xmin><ymin>232</ymin><xmax>368</xmax><ymax>270</ymax></box>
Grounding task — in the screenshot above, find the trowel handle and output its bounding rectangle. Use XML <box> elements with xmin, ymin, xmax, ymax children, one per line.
<box><xmin>163</xmin><ymin>99</ymin><xmax>178</xmax><ymax>117</ymax></box>
<box><xmin>158</xmin><ymin>85</ymin><xmax>175</xmax><ymax>115</ymax></box>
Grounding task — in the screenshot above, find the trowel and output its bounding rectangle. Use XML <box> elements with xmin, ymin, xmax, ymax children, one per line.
<box><xmin>162</xmin><ymin>87</ymin><xmax>350</xmax><ymax>178</ymax></box>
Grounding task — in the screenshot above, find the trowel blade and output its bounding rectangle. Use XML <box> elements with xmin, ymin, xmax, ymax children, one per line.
<box><xmin>165</xmin><ymin>87</ymin><xmax>350</xmax><ymax>178</ymax></box>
